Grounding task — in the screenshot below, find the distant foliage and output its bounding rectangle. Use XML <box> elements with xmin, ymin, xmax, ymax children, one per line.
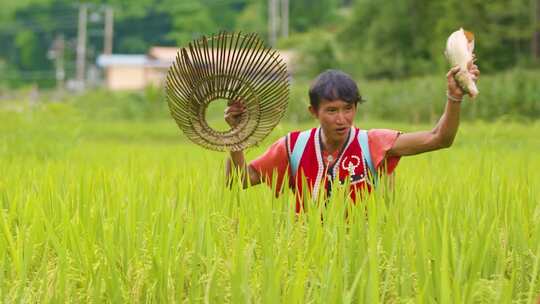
<box><xmin>2</xmin><ymin>0</ymin><xmax>539</xmax><ymax>87</ymax></box>
<box><xmin>338</xmin><ymin>0</ymin><xmax>538</xmax><ymax>78</ymax></box>
<box><xmin>1</xmin><ymin>0</ymin><xmax>539</xmax><ymax>121</ymax></box>
<box><xmin>2</xmin><ymin>69</ymin><xmax>538</xmax><ymax>123</ymax></box>
<box><xmin>69</xmin><ymin>87</ymin><xmax>169</xmax><ymax>121</ymax></box>
<box><xmin>287</xmin><ymin>69</ymin><xmax>540</xmax><ymax>123</ymax></box>
<box><xmin>279</xmin><ymin>30</ymin><xmax>342</xmax><ymax>78</ymax></box>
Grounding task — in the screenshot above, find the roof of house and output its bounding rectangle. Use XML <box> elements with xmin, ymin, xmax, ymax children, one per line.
<box><xmin>96</xmin><ymin>47</ymin><xmax>297</xmax><ymax>71</ymax></box>
<box><xmin>148</xmin><ymin>47</ymin><xmax>178</xmax><ymax>61</ymax></box>
<box><xmin>97</xmin><ymin>54</ymin><xmax>148</xmax><ymax>67</ymax></box>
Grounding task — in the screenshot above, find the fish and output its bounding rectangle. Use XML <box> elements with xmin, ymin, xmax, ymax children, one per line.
<box><xmin>445</xmin><ymin>28</ymin><xmax>479</xmax><ymax>98</ymax></box>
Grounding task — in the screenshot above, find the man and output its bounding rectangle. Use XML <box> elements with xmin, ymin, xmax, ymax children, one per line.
<box><xmin>225</xmin><ymin>65</ymin><xmax>480</xmax><ymax>212</ymax></box>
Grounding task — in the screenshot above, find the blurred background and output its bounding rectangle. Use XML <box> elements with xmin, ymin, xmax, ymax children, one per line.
<box><xmin>0</xmin><ymin>0</ymin><xmax>539</xmax><ymax>126</ymax></box>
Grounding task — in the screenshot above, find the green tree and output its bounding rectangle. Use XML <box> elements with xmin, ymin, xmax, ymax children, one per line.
<box><xmin>167</xmin><ymin>2</ymin><xmax>216</xmax><ymax>45</ymax></box>
<box><xmin>339</xmin><ymin>0</ymin><xmax>535</xmax><ymax>78</ymax></box>
<box><xmin>433</xmin><ymin>0</ymin><xmax>532</xmax><ymax>71</ymax></box>
<box><xmin>290</xmin><ymin>0</ymin><xmax>340</xmax><ymax>32</ymax></box>
<box><xmin>235</xmin><ymin>1</ymin><xmax>266</xmax><ymax>34</ymax></box>
<box><xmin>339</xmin><ymin>0</ymin><xmax>439</xmax><ymax>78</ymax></box>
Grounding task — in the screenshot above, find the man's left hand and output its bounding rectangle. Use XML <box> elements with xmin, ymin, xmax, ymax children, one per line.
<box><xmin>447</xmin><ymin>57</ymin><xmax>480</xmax><ymax>100</ymax></box>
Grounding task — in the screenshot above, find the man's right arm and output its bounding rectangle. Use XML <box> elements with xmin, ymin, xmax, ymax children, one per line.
<box><xmin>224</xmin><ymin>99</ymin><xmax>262</xmax><ymax>188</ymax></box>
<box><xmin>225</xmin><ymin>150</ymin><xmax>262</xmax><ymax>188</ymax></box>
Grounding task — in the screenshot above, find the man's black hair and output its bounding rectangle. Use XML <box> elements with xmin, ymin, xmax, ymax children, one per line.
<box><xmin>308</xmin><ymin>69</ymin><xmax>364</xmax><ymax>109</ymax></box>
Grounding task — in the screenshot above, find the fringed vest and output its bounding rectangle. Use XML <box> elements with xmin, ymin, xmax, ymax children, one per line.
<box><xmin>286</xmin><ymin>127</ymin><xmax>377</xmax><ymax>212</ymax></box>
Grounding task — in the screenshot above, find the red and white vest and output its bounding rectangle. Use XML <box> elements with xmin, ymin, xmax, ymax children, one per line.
<box><xmin>286</xmin><ymin>127</ymin><xmax>377</xmax><ymax>212</ymax></box>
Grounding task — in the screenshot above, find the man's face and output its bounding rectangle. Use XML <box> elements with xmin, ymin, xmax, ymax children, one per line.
<box><xmin>309</xmin><ymin>99</ymin><xmax>356</xmax><ymax>143</ymax></box>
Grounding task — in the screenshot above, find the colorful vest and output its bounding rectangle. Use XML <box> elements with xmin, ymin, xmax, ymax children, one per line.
<box><xmin>286</xmin><ymin>127</ymin><xmax>377</xmax><ymax>212</ymax></box>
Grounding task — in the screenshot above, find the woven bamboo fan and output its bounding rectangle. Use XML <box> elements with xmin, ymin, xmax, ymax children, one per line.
<box><xmin>166</xmin><ymin>32</ymin><xmax>289</xmax><ymax>151</ymax></box>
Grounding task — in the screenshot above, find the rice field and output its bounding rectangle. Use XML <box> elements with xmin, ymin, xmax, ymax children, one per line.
<box><xmin>0</xmin><ymin>107</ymin><xmax>539</xmax><ymax>303</ymax></box>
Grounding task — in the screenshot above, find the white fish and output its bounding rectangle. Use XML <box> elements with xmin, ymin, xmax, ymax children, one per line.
<box><xmin>445</xmin><ymin>28</ymin><xmax>478</xmax><ymax>98</ymax></box>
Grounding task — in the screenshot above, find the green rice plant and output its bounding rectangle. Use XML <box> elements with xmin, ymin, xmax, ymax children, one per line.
<box><xmin>0</xmin><ymin>112</ymin><xmax>538</xmax><ymax>303</ymax></box>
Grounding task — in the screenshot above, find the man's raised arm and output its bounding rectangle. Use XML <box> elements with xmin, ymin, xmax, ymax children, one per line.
<box><xmin>388</xmin><ymin>64</ymin><xmax>480</xmax><ymax>157</ymax></box>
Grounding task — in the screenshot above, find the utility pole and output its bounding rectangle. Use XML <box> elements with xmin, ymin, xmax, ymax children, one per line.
<box><xmin>47</xmin><ymin>34</ymin><xmax>65</xmax><ymax>91</ymax></box>
<box><xmin>268</xmin><ymin>0</ymin><xmax>278</xmax><ymax>46</ymax></box>
<box><xmin>281</xmin><ymin>0</ymin><xmax>289</xmax><ymax>38</ymax></box>
<box><xmin>76</xmin><ymin>4</ymin><xmax>88</xmax><ymax>90</ymax></box>
<box><xmin>54</xmin><ymin>35</ymin><xmax>65</xmax><ymax>91</ymax></box>
<box><xmin>104</xmin><ymin>6</ymin><xmax>114</xmax><ymax>55</ymax></box>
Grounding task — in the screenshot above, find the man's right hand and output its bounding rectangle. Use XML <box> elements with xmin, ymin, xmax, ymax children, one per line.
<box><xmin>224</xmin><ymin>99</ymin><xmax>246</xmax><ymax>128</ymax></box>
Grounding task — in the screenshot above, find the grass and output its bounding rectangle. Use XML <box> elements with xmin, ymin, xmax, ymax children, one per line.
<box><xmin>0</xmin><ymin>106</ymin><xmax>539</xmax><ymax>303</ymax></box>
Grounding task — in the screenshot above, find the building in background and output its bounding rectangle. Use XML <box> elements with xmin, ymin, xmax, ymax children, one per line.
<box><xmin>97</xmin><ymin>47</ymin><xmax>296</xmax><ymax>91</ymax></box>
<box><xmin>96</xmin><ymin>47</ymin><xmax>175</xmax><ymax>91</ymax></box>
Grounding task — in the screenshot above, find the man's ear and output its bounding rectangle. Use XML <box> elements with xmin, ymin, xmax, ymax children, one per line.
<box><xmin>308</xmin><ymin>105</ymin><xmax>318</xmax><ymax>118</ymax></box>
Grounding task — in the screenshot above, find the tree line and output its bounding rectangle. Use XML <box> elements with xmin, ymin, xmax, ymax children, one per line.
<box><xmin>0</xmin><ymin>0</ymin><xmax>538</xmax><ymax>87</ymax></box>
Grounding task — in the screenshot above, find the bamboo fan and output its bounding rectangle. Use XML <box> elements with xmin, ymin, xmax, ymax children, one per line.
<box><xmin>166</xmin><ymin>32</ymin><xmax>289</xmax><ymax>151</ymax></box>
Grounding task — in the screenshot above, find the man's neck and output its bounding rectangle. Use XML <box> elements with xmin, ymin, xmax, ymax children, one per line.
<box><xmin>320</xmin><ymin>128</ymin><xmax>349</xmax><ymax>154</ymax></box>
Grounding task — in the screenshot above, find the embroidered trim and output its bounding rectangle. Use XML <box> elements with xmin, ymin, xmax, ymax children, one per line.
<box><xmin>286</xmin><ymin>133</ymin><xmax>292</xmax><ymax>159</ymax></box>
<box><xmin>285</xmin><ymin>135</ymin><xmax>292</xmax><ymax>185</ymax></box>
<box><xmin>357</xmin><ymin>129</ymin><xmax>377</xmax><ymax>187</ymax></box>
<box><xmin>331</xmin><ymin>127</ymin><xmax>356</xmax><ymax>179</ymax></box>
<box><xmin>350</xmin><ymin>151</ymin><xmax>368</xmax><ymax>186</ymax></box>
<box><xmin>312</xmin><ymin>127</ymin><xmax>324</xmax><ymax>200</ymax></box>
